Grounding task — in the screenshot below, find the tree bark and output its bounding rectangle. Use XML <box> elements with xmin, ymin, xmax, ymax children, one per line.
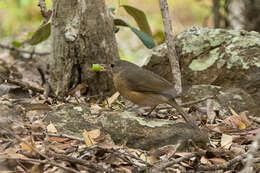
<box><xmin>212</xmin><ymin>0</ymin><xmax>221</xmax><ymax>28</ymax></box>
<box><xmin>50</xmin><ymin>0</ymin><xmax>119</xmax><ymax>97</ymax></box>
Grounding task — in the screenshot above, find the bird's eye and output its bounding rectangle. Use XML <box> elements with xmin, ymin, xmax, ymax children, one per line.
<box><xmin>110</xmin><ymin>64</ymin><xmax>115</xmax><ymax>68</ymax></box>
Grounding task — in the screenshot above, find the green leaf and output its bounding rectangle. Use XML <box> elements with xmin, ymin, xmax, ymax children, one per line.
<box><xmin>12</xmin><ymin>41</ymin><xmax>23</xmax><ymax>48</ymax></box>
<box><xmin>91</xmin><ymin>64</ymin><xmax>105</xmax><ymax>71</ymax></box>
<box><xmin>27</xmin><ymin>22</ymin><xmax>51</xmax><ymax>45</ymax></box>
<box><xmin>114</xmin><ymin>19</ymin><xmax>155</xmax><ymax>49</ymax></box>
<box><xmin>128</xmin><ymin>26</ymin><xmax>155</xmax><ymax>49</ymax></box>
<box><xmin>108</xmin><ymin>7</ymin><xmax>116</xmax><ymax>12</ymax></box>
<box><xmin>114</xmin><ymin>19</ymin><xmax>128</xmax><ymax>27</ymax></box>
<box><xmin>122</xmin><ymin>5</ymin><xmax>152</xmax><ymax>37</ymax></box>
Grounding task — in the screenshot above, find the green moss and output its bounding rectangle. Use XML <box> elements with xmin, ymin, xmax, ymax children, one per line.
<box><xmin>189</xmin><ymin>48</ymin><xmax>220</xmax><ymax>71</ymax></box>
<box><xmin>121</xmin><ymin>112</ymin><xmax>173</xmax><ymax>127</ymax></box>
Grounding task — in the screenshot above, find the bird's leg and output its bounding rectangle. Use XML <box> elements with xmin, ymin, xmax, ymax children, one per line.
<box><xmin>145</xmin><ymin>105</ymin><xmax>158</xmax><ymax>116</ymax></box>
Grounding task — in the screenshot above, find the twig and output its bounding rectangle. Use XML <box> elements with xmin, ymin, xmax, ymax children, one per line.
<box><xmin>239</xmin><ymin>129</ymin><xmax>260</xmax><ymax>173</ymax></box>
<box><xmin>37</xmin><ymin>132</ymin><xmax>84</xmax><ymax>142</ymax></box>
<box><xmin>0</xmin><ymin>127</ymin><xmax>78</xmax><ymax>173</ymax></box>
<box><xmin>249</xmin><ymin>116</ymin><xmax>260</xmax><ymax>124</ymax></box>
<box><xmin>48</xmin><ymin>152</ymin><xmax>109</xmax><ymax>172</ymax></box>
<box><xmin>150</xmin><ymin>153</ymin><xmax>196</xmax><ymax>173</ymax></box>
<box><xmin>0</xmin><ymin>43</ymin><xmax>50</xmax><ymax>56</ymax></box>
<box><xmin>0</xmin><ymin>76</ymin><xmax>57</xmax><ymax>98</ymax></box>
<box><xmin>1</xmin><ymin>132</ymin><xmax>84</xmax><ymax>142</ymax></box>
<box><xmin>159</xmin><ymin>0</ymin><xmax>182</xmax><ymax>94</ymax></box>
<box><xmin>181</xmin><ymin>96</ymin><xmax>214</xmax><ymax>106</ymax></box>
<box><xmin>38</xmin><ymin>0</ymin><xmax>52</xmax><ymax>25</ymax></box>
<box><xmin>198</xmin><ymin>153</ymin><xmax>247</xmax><ymax>171</ymax></box>
<box><xmin>1</xmin><ymin>157</ymin><xmax>79</xmax><ymax>173</ymax></box>
<box><xmin>157</xmin><ymin>96</ymin><xmax>214</xmax><ymax>110</ymax></box>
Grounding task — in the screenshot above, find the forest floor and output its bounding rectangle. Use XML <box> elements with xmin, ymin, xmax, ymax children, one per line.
<box><xmin>0</xmin><ymin>49</ymin><xmax>260</xmax><ymax>173</ymax></box>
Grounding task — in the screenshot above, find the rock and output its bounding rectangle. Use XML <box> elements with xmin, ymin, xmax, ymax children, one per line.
<box><xmin>44</xmin><ymin>84</ymin><xmax>256</xmax><ymax>150</ymax></box>
<box><xmin>145</xmin><ymin>27</ymin><xmax>260</xmax><ymax>109</ymax></box>
<box><xmin>182</xmin><ymin>85</ymin><xmax>258</xmax><ymax>116</ymax></box>
<box><xmin>44</xmin><ymin>105</ymin><xmax>209</xmax><ymax>150</ymax></box>
<box><xmin>101</xmin><ymin>112</ymin><xmax>208</xmax><ymax>150</ymax></box>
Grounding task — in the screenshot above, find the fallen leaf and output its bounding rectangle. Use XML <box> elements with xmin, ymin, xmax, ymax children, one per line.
<box><xmin>200</xmin><ymin>156</ymin><xmax>211</xmax><ymax>165</ymax></box>
<box><xmin>229</xmin><ymin>107</ymin><xmax>239</xmax><ymax>116</ymax></box>
<box><xmin>90</xmin><ymin>104</ymin><xmax>102</xmax><ymax>114</ymax></box>
<box><xmin>221</xmin><ymin>134</ymin><xmax>233</xmax><ymax>149</ymax></box>
<box><xmin>223</xmin><ymin>110</ymin><xmax>251</xmax><ymax>130</ymax></box>
<box><xmin>88</xmin><ymin>129</ymin><xmax>101</xmax><ymax>139</ymax></box>
<box><xmin>107</xmin><ymin>91</ymin><xmax>120</xmax><ymax>107</ymax></box>
<box><xmin>20</xmin><ymin>142</ymin><xmax>33</xmax><ymax>152</ymax></box>
<box><xmin>239</xmin><ymin>111</ymin><xmax>251</xmax><ymax>126</ymax></box>
<box><xmin>82</xmin><ymin>129</ymin><xmax>95</xmax><ymax>147</ymax></box>
<box><xmin>209</xmin><ymin>157</ymin><xmax>226</xmax><ymax>164</ymax></box>
<box><xmin>237</xmin><ymin>121</ymin><xmax>246</xmax><ymax>130</ymax></box>
<box><xmin>47</xmin><ymin>122</ymin><xmax>58</xmax><ymax>133</ymax></box>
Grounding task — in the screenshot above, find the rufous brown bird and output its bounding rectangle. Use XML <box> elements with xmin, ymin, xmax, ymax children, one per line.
<box><xmin>110</xmin><ymin>60</ymin><xmax>192</xmax><ymax>123</ymax></box>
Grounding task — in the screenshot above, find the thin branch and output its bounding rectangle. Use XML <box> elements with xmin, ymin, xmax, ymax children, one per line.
<box><xmin>240</xmin><ymin>129</ymin><xmax>260</xmax><ymax>173</ymax></box>
<box><xmin>0</xmin><ymin>43</ymin><xmax>50</xmax><ymax>56</ymax></box>
<box><xmin>2</xmin><ymin>157</ymin><xmax>78</xmax><ymax>173</ymax></box>
<box><xmin>150</xmin><ymin>153</ymin><xmax>196</xmax><ymax>173</ymax></box>
<box><xmin>38</xmin><ymin>0</ymin><xmax>52</xmax><ymax>24</ymax></box>
<box><xmin>158</xmin><ymin>0</ymin><xmax>182</xmax><ymax>94</ymax></box>
<box><xmin>198</xmin><ymin>153</ymin><xmax>247</xmax><ymax>171</ymax></box>
<box><xmin>0</xmin><ymin>76</ymin><xmax>57</xmax><ymax>98</ymax></box>
<box><xmin>0</xmin><ymin>127</ymin><xmax>78</xmax><ymax>173</ymax></box>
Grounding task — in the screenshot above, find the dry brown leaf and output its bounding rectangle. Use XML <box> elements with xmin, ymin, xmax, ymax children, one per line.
<box><xmin>107</xmin><ymin>91</ymin><xmax>120</xmax><ymax>107</ymax></box>
<box><xmin>46</xmin><ymin>122</ymin><xmax>57</xmax><ymax>133</ymax></box>
<box><xmin>146</xmin><ymin>155</ymin><xmax>159</xmax><ymax>164</ymax></box>
<box><xmin>209</xmin><ymin>157</ymin><xmax>227</xmax><ymax>164</ymax></box>
<box><xmin>200</xmin><ymin>156</ymin><xmax>212</xmax><ymax>165</ymax></box>
<box><xmin>88</xmin><ymin>129</ymin><xmax>101</xmax><ymax>139</ymax></box>
<box><xmin>221</xmin><ymin>134</ymin><xmax>233</xmax><ymax>149</ymax></box>
<box><xmin>48</xmin><ymin>136</ymin><xmax>70</xmax><ymax>142</ymax></box>
<box><xmin>29</xmin><ymin>164</ymin><xmax>44</xmax><ymax>173</ymax></box>
<box><xmin>229</xmin><ymin>107</ymin><xmax>239</xmax><ymax>116</ymax></box>
<box><xmin>82</xmin><ymin>129</ymin><xmax>95</xmax><ymax>147</ymax></box>
<box><xmin>239</xmin><ymin>111</ymin><xmax>251</xmax><ymax>126</ymax></box>
<box><xmin>223</xmin><ymin>110</ymin><xmax>251</xmax><ymax>130</ymax></box>
<box><xmin>175</xmin><ymin>152</ymin><xmax>192</xmax><ymax>157</ymax></box>
<box><xmin>237</xmin><ymin>121</ymin><xmax>246</xmax><ymax>130</ymax></box>
<box><xmin>20</xmin><ymin>142</ymin><xmax>33</xmax><ymax>152</ymax></box>
<box><xmin>90</xmin><ymin>104</ymin><xmax>102</xmax><ymax>114</ymax></box>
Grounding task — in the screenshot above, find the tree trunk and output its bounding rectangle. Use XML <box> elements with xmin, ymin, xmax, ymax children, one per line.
<box><xmin>212</xmin><ymin>0</ymin><xmax>221</xmax><ymax>28</ymax></box>
<box><xmin>50</xmin><ymin>0</ymin><xmax>119</xmax><ymax>97</ymax></box>
<box><xmin>227</xmin><ymin>0</ymin><xmax>260</xmax><ymax>32</ymax></box>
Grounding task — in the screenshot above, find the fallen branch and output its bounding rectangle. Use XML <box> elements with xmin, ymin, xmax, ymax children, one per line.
<box><xmin>0</xmin><ymin>43</ymin><xmax>50</xmax><ymax>56</ymax></box>
<box><xmin>150</xmin><ymin>153</ymin><xmax>196</xmax><ymax>173</ymax></box>
<box><xmin>1</xmin><ymin>157</ymin><xmax>78</xmax><ymax>173</ymax></box>
<box><xmin>198</xmin><ymin>153</ymin><xmax>247</xmax><ymax>171</ymax></box>
<box><xmin>0</xmin><ymin>127</ymin><xmax>78</xmax><ymax>173</ymax></box>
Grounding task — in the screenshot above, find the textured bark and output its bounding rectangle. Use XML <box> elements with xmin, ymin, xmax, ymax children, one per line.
<box><xmin>50</xmin><ymin>0</ymin><xmax>119</xmax><ymax>97</ymax></box>
<box><xmin>212</xmin><ymin>0</ymin><xmax>221</xmax><ymax>28</ymax></box>
<box><xmin>227</xmin><ymin>0</ymin><xmax>260</xmax><ymax>32</ymax></box>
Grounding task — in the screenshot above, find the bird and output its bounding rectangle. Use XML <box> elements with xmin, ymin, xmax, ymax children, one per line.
<box><xmin>109</xmin><ymin>59</ymin><xmax>192</xmax><ymax>124</ymax></box>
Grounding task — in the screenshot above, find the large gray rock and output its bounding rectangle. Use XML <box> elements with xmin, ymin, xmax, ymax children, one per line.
<box><xmin>145</xmin><ymin>27</ymin><xmax>260</xmax><ymax>109</ymax></box>
<box><xmin>44</xmin><ymin>84</ymin><xmax>256</xmax><ymax>150</ymax></box>
<box><xmin>44</xmin><ymin>104</ymin><xmax>208</xmax><ymax>150</ymax></box>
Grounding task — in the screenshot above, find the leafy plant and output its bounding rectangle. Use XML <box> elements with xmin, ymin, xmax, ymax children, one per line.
<box><xmin>12</xmin><ymin>3</ymin><xmax>155</xmax><ymax>50</ymax></box>
<box><xmin>113</xmin><ymin>5</ymin><xmax>155</xmax><ymax>49</ymax></box>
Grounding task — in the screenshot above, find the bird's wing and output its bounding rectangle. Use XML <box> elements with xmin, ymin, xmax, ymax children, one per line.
<box><xmin>121</xmin><ymin>68</ymin><xmax>179</xmax><ymax>98</ymax></box>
